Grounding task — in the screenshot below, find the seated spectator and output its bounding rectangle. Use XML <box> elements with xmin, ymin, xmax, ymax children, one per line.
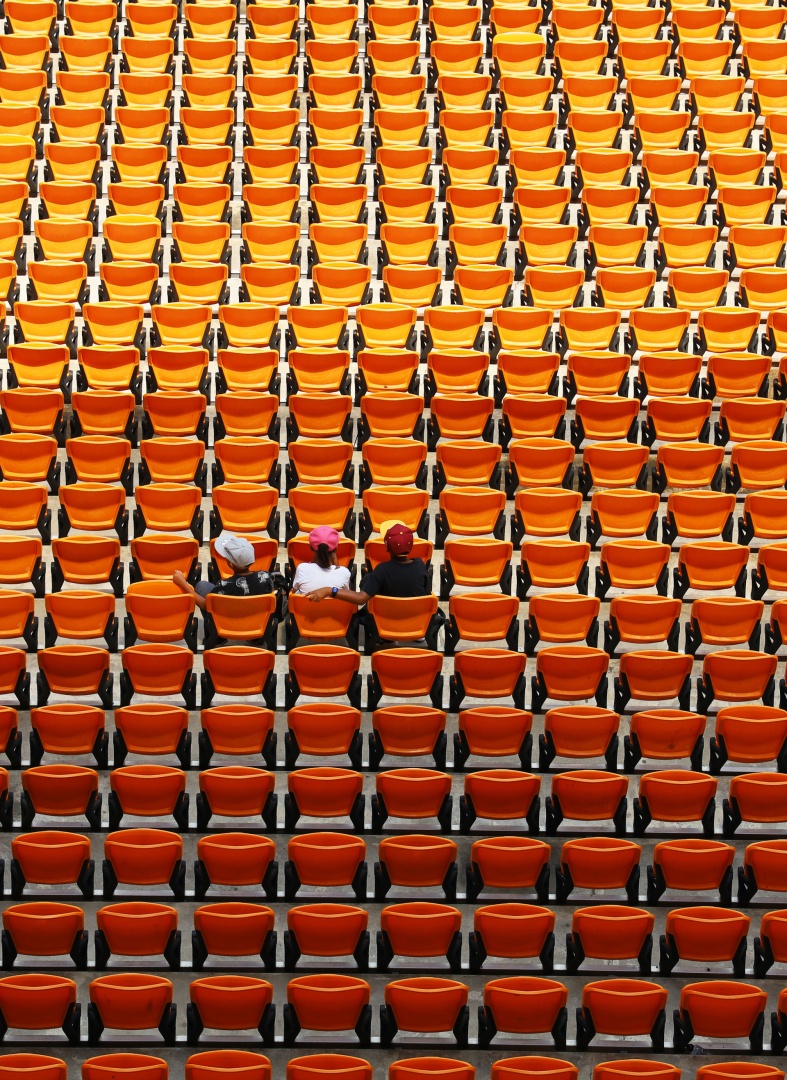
<box><xmin>309</xmin><ymin>521</ymin><xmax>427</xmax><ymax>605</ymax></box>
<box><xmin>173</xmin><ymin>532</ymin><xmax>273</xmax><ymax>611</ymax></box>
<box><xmin>291</xmin><ymin>526</ymin><xmax>351</xmax><ymax>595</ymax></box>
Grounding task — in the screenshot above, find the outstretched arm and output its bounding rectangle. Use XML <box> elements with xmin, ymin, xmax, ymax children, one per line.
<box><xmin>173</xmin><ymin>569</ymin><xmax>209</xmax><ymax>611</ymax></box>
<box><xmin>309</xmin><ymin>586</ymin><xmax>371</xmax><ymax>605</ymax></box>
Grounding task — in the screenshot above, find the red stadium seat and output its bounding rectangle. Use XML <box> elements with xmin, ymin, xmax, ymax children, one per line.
<box><xmin>195</xmin><ymin>834</ymin><xmax>277</xmax><ymax>900</ymax></box>
<box><xmin>284</xmin><ymin>904</ymin><xmax>369</xmax><ymax>970</ymax></box>
<box><xmin>381</xmin><ymin>978</ymin><xmax>469</xmax><ymax>1047</ymax></box>
<box><xmin>661</xmin><ymin>907</ymin><xmax>750</xmax><ymax>975</ymax></box>
<box><xmin>478</xmin><ymin>977</ymin><xmax>567</xmax><ymax>1049</ymax></box>
<box><xmin>467</xmin><ymin>836</ymin><xmax>551</xmax><ymax>902</ymax></box>
<box><xmin>376</xmin><ymin>835</ymin><xmax>458</xmax><ymax>900</ymax></box>
<box><xmin>576</xmin><ymin>980</ymin><xmax>668</xmax><ymax>1049</ymax></box>
<box><xmin>187</xmin><ymin>976</ymin><xmax>273</xmax><ymax>1045</ymax></box>
<box><xmin>674</xmin><ymin>982</ymin><xmax>766</xmax><ymax>1052</ymax></box>
<box><xmin>567</xmin><ymin>906</ymin><xmax>654</xmax><ymax>974</ymax></box>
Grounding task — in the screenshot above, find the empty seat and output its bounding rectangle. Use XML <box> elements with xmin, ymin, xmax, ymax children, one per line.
<box><xmin>30</xmin><ymin>703</ymin><xmax>107</xmax><ymax>767</ymax></box>
<box><xmin>469</xmin><ymin>902</ymin><xmax>555</xmax><ymax>972</ymax></box>
<box><xmin>11</xmin><ymin>831</ymin><xmax>93</xmax><ymax>898</ymax></box>
<box><xmin>710</xmin><ymin>706</ymin><xmax>787</xmax><ymax>771</ymax></box>
<box><xmin>284</xmin><ymin>975</ymin><xmax>370</xmax><ymax>1047</ymax></box>
<box><xmin>94</xmin><ymin>903</ymin><xmax>179</xmax><ymax>970</ymax></box>
<box><xmin>674</xmin><ymin>982</ymin><xmax>767</xmax><ymax>1051</ymax></box>
<box><xmin>285</xmin><ymin>904</ymin><xmax>368</xmax><ymax>970</ymax></box>
<box><xmin>369</xmin><ymin>706</ymin><xmax>447</xmax><ymax>770</ymax></box>
<box><xmin>1</xmin><ymin>901</ymin><xmax>87</xmax><ymax>969</ymax></box>
<box><xmin>532</xmin><ymin>647</ymin><xmax>609</xmax><ymax>712</ymax></box>
<box><xmin>108</xmin><ymin>765</ymin><xmax>188</xmax><ymax>831</ymax></box>
<box><xmin>381</xmin><ymin>978</ymin><xmax>469</xmax><ymax>1047</ymax></box>
<box><xmin>576</xmin><ymin>980</ymin><xmax>668</xmax><ymax>1049</ymax></box>
<box><xmin>101</xmin><ymin>830</ymin><xmax>185</xmax><ymax>901</ymax></box>
<box><xmin>88</xmin><ymin>973</ymin><xmax>175</xmax><ymax>1045</ymax></box>
<box><xmin>0</xmin><ymin>974</ymin><xmax>79</xmax><ymax>1044</ymax></box>
<box><xmin>21</xmin><ymin>764</ymin><xmax>99</xmax><ymax>830</ymax></box>
<box><xmin>197</xmin><ymin>767</ymin><xmax>276</xmax><ymax>831</ymax></box>
<box><xmin>114</xmin><ymin>704</ymin><xmax>191</xmax><ymax>768</ymax></box>
<box><xmin>662</xmin><ymin>906</ymin><xmax>750</xmax><ymax>975</ymax></box>
<box><xmin>567</xmin><ymin>906</ymin><xmax>654</xmax><ymax>974</ymax></box>
<box><xmin>478</xmin><ymin>977</ymin><xmax>568</xmax><ymax>1049</ymax></box>
<box><xmin>650</xmin><ymin>839</ymin><xmax>735</xmax><ymax>904</ymax></box>
<box><xmin>193</xmin><ymin>837</ymin><xmax>276</xmax><ymax>907</ymax></box>
<box><xmin>120</xmin><ymin>644</ymin><xmax>196</xmax><ymax>709</ymax></box>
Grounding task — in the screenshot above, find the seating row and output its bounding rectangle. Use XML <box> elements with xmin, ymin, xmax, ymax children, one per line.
<box><xmin>0</xmin><ymin>1055</ymin><xmax>783</xmax><ymax>1080</ymax></box>
<box><xmin>11</xmin><ymin>567</ymin><xmax>787</xmax><ymax>647</ymax></box>
<box><xmin>0</xmin><ymin>698</ymin><xmax>784</xmax><ymax>775</ymax></box>
<box><xmin>1</xmin><ymin>968</ymin><xmax>787</xmax><ymax>1049</ymax></box>
<box><xmin>19</xmin><ymin>262</ymin><xmax>787</xmax><ymax>312</ymax></box>
<box><xmin>5</xmin><ymin>896</ymin><xmax>787</xmax><ymax>975</ymax></box>
<box><xmin>5</xmin><ymin>634</ymin><xmax>787</xmax><ymax>708</ymax></box>
<box><xmin>11</xmin><ymin>258</ymin><xmax>787</xmax><ymax>313</ymax></box>
<box><xmin>6</xmin><ymin>755</ymin><xmax>787</xmax><ymax>835</ymax></box>
<box><xmin>6</xmin><ymin>352</ymin><xmax>787</xmax><ymax>430</ymax></box>
<box><xmin>4</xmin><ymin>304</ymin><xmax>782</xmax><ymax>359</ymax></box>
<box><xmin>7</xmin><ymin>828</ymin><xmax>786</xmax><ymax>905</ymax></box>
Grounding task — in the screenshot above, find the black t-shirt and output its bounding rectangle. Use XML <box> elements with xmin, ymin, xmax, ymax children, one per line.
<box><xmin>213</xmin><ymin>570</ymin><xmax>273</xmax><ymax>597</ymax></box>
<box><xmin>359</xmin><ymin>558</ymin><xmax>428</xmax><ymax>599</ymax></box>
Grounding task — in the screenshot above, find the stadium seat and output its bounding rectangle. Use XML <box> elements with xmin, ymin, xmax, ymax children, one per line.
<box><xmin>286</xmin><ymin>1058</ymin><xmax>368</xmax><ymax>1080</ymax></box>
<box><xmin>0</xmin><ymin>974</ymin><xmax>80</xmax><ymax>1044</ymax></box>
<box><xmin>567</xmin><ymin>905</ymin><xmax>654</xmax><ymax>974</ymax></box>
<box><xmin>649</xmin><ymin>839</ymin><xmax>735</xmax><ymax>904</ymax></box>
<box><xmin>11</xmin><ymin>831</ymin><xmax>93</xmax><ymax>899</ymax></box>
<box><xmin>1</xmin><ymin>901</ymin><xmax>87</xmax><ymax>970</ymax></box>
<box><xmin>674</xmin><ymin>982</ymin><xmax>766</xmax><ymax>1051</ymax></box>
<box><xmin>555</xmin><ymin>836</ymin><xmax>641</xmax><ymax>903</ymax></box>
<box><xmin>112</xmin><ymin>703</ymin><xmax>190</xmax><ymax>770</ymax></box>
<box><xmin>460</xmin><ymin>770</ymin><xmax>541</xmax><ymax>834</ymax></box>
<box><xmin>101</xmin><ymin>810</ymin><xmax>182</xmax><ymax>895</ymax></box>
<box><xmin>108</xmin><ymin>765</ymin><xmax>188</xmax><ymax>831</ymax></box>
<box><xmin>468</xmin><ymin>902</ymin><xmax>555</xmax><ymax>972</ymax></box>
<box><xmin>577</xmin><ymin>979</ymin><xmax>668</xmax><ymax>1049</ymax></box>
<box><xmin>449</xmin><ymin>649</ymin><xmax>526</xmax><ymax>711</ymax></box>
<box><xmin>284</xmin><ymin>975</ymin><xmax>370</xmax><ymax>1047</ymax></box>
<box><xmin>284</xmin><ymin>904</ymin><xmax>368</xmax><ymax>971</ymax></box>
<box><xmin>478</xmin><ymin>976</ymin><xmax>567</xmax><ymax>1049</ymax></box>
<box><xmin>30</xmin><ymin>703</ymin><xmax>108</xmax><ymax>768</ymax></box>
<box><xmin>93</xmin><ymin>903</ymin><xmax>180</xmax><ymax>971</ymax></box>
<box><xmin>368</xmin><ymin>706</ymin><xmax>447</xmax><ymax>770</ymax></box>
<box><xmin>380</xmin><ymin>977</ymin><xmax>468</xmax><ymax>1047</ymax></box>
<box><xmin>21</xmin><ymin>764</ymin><xmax>100</xmax><ymax>830</ymax></box>
<box><xmin>119</xmin><ymin>642</ymin><xmax>197</xmax><ymax>709</ymax></box>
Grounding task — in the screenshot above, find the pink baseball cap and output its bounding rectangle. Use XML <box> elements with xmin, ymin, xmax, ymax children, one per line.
<box><xmin>309</xmin><ymin>526</ymin><xmax>340</xmax><ymax>551</ymax></box>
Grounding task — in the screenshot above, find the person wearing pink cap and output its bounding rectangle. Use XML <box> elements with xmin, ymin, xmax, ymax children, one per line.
<box><xmin>291</xmin><ymin>526</ymin><xmax>351</xmax><ymax>596</ymax></box>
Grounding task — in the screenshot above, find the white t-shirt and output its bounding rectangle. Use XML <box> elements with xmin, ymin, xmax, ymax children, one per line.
<box><xmin>291</xmin><ymin>561</ymin><xmax>351</xmax><ymax>595</ymax></box>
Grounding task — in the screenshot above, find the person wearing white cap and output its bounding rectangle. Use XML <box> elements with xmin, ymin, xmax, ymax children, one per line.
<box><xmin>172</xmin><ymin>532</ymin><xmax>273</xmax><ymax>611</ymax></box>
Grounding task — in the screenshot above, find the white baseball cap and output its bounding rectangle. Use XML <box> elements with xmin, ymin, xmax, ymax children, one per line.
<box><xmin>214</xmin><ymin>532</ymin><xmax>256</xmax><ymax>568</ymax></box>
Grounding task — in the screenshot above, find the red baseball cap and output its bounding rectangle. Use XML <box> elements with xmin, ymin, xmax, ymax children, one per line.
<box><xmin>384</xmin><ymin>521</ymin><xmax>414</xmax><ymax>555</ymax></box>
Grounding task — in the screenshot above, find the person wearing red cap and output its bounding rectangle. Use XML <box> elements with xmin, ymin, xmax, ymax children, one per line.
<box><xmin>291</xmin><ymin>526</ymin><xmax>351</xmax><ymax>596</ymax></box>
<box><xmin>308</xmin><ymin>521</ymin><xmax>428</xmax><ymax>606</ymax></box>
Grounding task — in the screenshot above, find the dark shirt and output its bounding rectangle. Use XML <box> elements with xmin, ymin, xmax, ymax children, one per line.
<box><xmin>213</xmin><ymin>570</ymin><xmax>273</xmax><ymax>597</ymax></box>
<box><xmin>359</xmin><ymin>558</ymin><xmax>428</xmax><ymax>599</ymax></box>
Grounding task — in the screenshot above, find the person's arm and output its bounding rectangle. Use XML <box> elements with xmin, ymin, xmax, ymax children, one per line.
<box><xmin>308</xmin><ymin>586</ymin><xmax>371</xmax><ymax>605</ymax></box>
<box><xmin>173</xmin><ymin>569</ymin><xmax>209</xmax><ymax>611</ymax></box>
